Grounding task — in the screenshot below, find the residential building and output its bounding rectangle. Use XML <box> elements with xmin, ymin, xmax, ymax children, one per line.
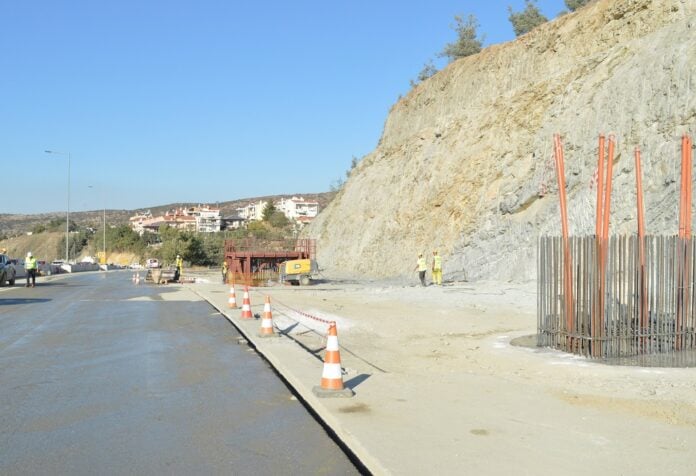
<box><xmin>162</xmin><ymin>208</ymin><xmax>197</xmax><ymax>231</ymax></box>
<box><xmin>129</xmin><ymin>211</ymin><xmax>154</xmax><ymax>235</ymax></box>
<box><xmin>236</xmin><ymin>200</ymin><xmax>268</xmax><ymax>221</ymax></box>
<box><xmin>222</xmin><ymin>215</ymin><xmax>246</xmax><ymax>230</ymax></box>
<box><xmin>185</xmin><ymin>205</ymin><xmax>221</xmax><ymax>232</ymax></box>
<box><xmin>275</xmin><ymin>196</ymin><xmax>319</xmax><ymax>221</ymax></box>
<box><xmin>129</xmin><ymin>205</ymin><xmax>221</xmax><ymax>234</ymax></box>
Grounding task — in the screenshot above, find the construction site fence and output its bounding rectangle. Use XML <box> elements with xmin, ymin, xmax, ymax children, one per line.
<box><xmin>538</xmin><ymin>235</ymin><xmax>696</xmax><ymax>359</ymax></box>
<box><xmin>224</xmin><ymin>238</ymin><xmax>316</xmax><ymax>257</ymax></box>
<box><xmin>228</xmin><ymin>270</ymin><xmax>280</xmax><ymax>287</ymax></box>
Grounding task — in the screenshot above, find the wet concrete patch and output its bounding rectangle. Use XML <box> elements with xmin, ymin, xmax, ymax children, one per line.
<box><xmin>338</xmin><ymin>403</ymin><xmax>371</xmax><ymax>414</ymax></box>
<box><xmin>509</xmin><ymin>334</ymin><xmax>536</xmax><ymax>348</ymax></box>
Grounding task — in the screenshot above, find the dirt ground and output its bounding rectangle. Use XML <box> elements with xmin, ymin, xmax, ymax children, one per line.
<box><xmin>192</xmin><ymin>273</ymin><xmax>696</xmax><ymax>475</ymax></box>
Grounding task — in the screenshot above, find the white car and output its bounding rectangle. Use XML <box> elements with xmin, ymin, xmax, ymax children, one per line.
<box><xmin>146</xmin><ymin>259</ymin><xmax>160</xmax><ymax>269</ymax></box>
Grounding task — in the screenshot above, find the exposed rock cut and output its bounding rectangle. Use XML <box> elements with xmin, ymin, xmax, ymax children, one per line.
<box><xmin>307</xmin><ymin>0</ymin><xmax>696</xmax><ymax>282</ymax></box>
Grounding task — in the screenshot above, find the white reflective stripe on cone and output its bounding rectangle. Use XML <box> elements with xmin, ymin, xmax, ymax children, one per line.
<box><xmin>326</xmin><ymin>335</ymin><xmax>339</xmax><ymax>350</ymax></box>
<box><xmin>321</xmin><ymin>363</ymin><xmax>342</xmax><ymax>379</ymax></box>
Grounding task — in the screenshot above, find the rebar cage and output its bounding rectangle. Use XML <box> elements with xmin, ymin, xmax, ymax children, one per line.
<box><xmin>538</xmin><ymin>235</ymin><xmax>696</xmax><ymax>359</ymax></box>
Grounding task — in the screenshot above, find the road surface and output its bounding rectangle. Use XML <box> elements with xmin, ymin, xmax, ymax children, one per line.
<box><xmin>0</xmin><ymin>271</ymin><xmax>358</xmax><ymax>475</ymax></box>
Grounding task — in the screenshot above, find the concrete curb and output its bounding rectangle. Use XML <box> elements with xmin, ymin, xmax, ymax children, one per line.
<box><xmin>189</xmin><ymin>286</ymin><xmax>389</xmax><ymax>475</ymax></box>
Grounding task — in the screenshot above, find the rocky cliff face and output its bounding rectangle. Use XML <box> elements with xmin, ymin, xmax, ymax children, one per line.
<box><xmin>307</xmin><ymin>0</ymin><xmax>696</xmax><ymax>282</ymax></box>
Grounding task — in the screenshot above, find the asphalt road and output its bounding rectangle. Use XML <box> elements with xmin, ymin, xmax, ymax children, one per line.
<box><xmin>0</xmin><ymin>271</ymin><xmax>359</xmax><ymax>475</ymax></box>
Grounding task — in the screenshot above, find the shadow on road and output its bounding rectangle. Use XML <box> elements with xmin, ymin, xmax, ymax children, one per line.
<box><xmin>0</xmin><ymin>298</ymin><xmax>51</xmax><ymax>305</ymax></box>
<box><xmin>344</xmin><ymin>373</ymin><xmax>371</xmax><ymax>389</ymax></box>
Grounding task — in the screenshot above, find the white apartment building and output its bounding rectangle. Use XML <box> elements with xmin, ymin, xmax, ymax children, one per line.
<box><xmin>236</xmin><ymin>200</ymin><xmax>268</xmax><ymax>221</ymax></box>
<box><xmin>186</xmin><ymin>205</ymin><xmax>221</xmax><ymax>232</ymax></box>
<box><xmin>275</xmin><ymin>196</ymin><xmax>319</xmax><ymax>221</ymax></box>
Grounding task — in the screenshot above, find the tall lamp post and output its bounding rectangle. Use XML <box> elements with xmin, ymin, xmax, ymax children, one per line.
<box><xmin>88</xmin><ymin>185</ymin><xmax>107</xmax><ymax>266</ymax></box>
<box><xmin>45</xmin><ymin>150</ymin><xmax>70</xmax><ymax>262</ymax></box>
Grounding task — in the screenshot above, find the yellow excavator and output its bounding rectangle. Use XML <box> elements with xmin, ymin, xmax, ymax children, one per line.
<box><xmin>279</xmin><ymin>259</ymin><xmax>318</xmax><ymax>285</ymax></box>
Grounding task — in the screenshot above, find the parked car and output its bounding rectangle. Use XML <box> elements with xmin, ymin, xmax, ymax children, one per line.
<box><xmin>9</xmin><ymin>259</ymin><xmax>26</xmax><ymax>278</ymax></box>
<box><xmin>0</xmin><ymin>253</ymin><xmax>17</xmax><ymax>286</ymax></box>
<box><xmin>146</xmin><ymin>259</ymin><xmax>160</xmax><ymax>269</ymax></box>
<box><xmin>37</xmin><ymin>260</ymin><xmax>49</xmax><ymax>276</ymax></box>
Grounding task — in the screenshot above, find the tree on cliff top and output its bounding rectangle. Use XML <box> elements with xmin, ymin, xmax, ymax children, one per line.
<box><xmin>439</xmin><ymin>14</ymin><xmax>484</xmax><ymax>62</ymax></box>
<box><xmin>565</xmin><ymin>0</ymin><xmax>592</xmax><ymax>11</ymax></box>
<box><xmin>410</xmin><ymin>59</ymin><xmax>438</xmax><ymax>87</ymax></box>
<box><xmin>508</xmin><ymin>0</ymin><xmax>548</xmax><ymax>37</ymax></box>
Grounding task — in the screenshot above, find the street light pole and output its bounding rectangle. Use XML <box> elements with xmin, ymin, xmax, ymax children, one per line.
<box><xmin>45</xmin><ymin>150</ymin><xmax>70</xmax><ymax>262</ymax></box>
<box><xmin>88</xmin><ymin>185</ymin><xmax>107</xmax><ymax>266</ymax></box>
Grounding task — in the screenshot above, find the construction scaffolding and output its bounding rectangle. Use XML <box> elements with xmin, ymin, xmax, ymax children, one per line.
<box><xmin>223</xmin><ymin>238</ymin><xmax>316</xmax><ymax>286</ymax></box>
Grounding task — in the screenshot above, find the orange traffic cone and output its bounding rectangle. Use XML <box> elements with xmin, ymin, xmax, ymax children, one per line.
<box><xmin>240</xmin><ymin>286</ymin><xmax>253</xmax><ymax>319</ymax></box>
<box><xmin>227</xmin><ymin>286</ymin><xmax>237</xmax><ymax>308</ymax></box>
<box><xmin>258</xmin><ymin>296</ymin><xmax>278</xmax><ymax>338</ymax></box>
<box><xmin>312</xmin><ymin>322</ymin><xmax>354</xmax><ymax>398</ymax></box>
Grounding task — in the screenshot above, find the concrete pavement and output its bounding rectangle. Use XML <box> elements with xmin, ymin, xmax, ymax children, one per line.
<box><xmin>189</xmin><ymin>274</ymin><xmax>696</xmax><ymax>476</ymax></box>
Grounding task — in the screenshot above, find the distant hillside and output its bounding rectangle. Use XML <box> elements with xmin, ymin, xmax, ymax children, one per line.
<box><xmin>0</xmin><ymin>192</ymin><xmax>335</xmax><ymax>237</ymax></box>
<box><xmin>0</xmin><ymin>232</ymin><xmax>65</xmax><ymax>263</ymax></box>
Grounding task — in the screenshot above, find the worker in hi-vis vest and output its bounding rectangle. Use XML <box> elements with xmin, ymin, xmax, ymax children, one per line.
<box><xmin>432</xmin><ymin>250</ymin><xmax>442</xmax><ymax>286</ymax></box>
<box><xmin>222</xmin><ymin>260</ymin><xmax>229</xmax><ymax>284</ymax></box>
<box><xmin>175</xmin><ymin>255</ymin><xmax>183</xmax><ymax>281</ymax></box>
<box><xmin>25</xmin><ymin>251</ymin><xmax>38</xmax><ymax>288</ymax></box>
<box><xmin>414</xmin><ymin>253</ymin><xmax>427</xmax><ymax>287</ymax></box>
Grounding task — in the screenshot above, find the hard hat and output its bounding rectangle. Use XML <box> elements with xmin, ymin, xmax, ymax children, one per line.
<box><xmin>27</xmin><ymin>251</ymin><xmax>32</xmax><ymax>257</ymax></box>
<box><xmin>177</xmin><ymin>254</ymin><xmax>180</xmax><ymax>258</ymax></box>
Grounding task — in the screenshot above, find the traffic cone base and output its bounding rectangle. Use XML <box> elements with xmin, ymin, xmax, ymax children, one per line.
<box><xmin>312</xmin><ymin>384</ymin><xmax>354</xmax><ymax>398</ymax></box>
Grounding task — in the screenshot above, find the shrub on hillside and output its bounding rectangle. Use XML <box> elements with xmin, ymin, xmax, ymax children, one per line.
<box><xmin>440</xmin><ymin>14</ymin><xmax>484</xmax><ymax>62</ymax></box>
<box><xmin>508</xmin><ymin>0</ymin><xmax>548</xmax><ymax>37</ymax></box>
<box><xmin>565</xmin><ymin>0</ymin><xmax>591</xmax><ymax>11</ymax></box>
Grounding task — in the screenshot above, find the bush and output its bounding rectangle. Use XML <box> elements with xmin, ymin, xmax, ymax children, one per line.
<box><xmin>31</xmin><ymin>224</ymin><xmax>46</xmax><ymax>234</ymax></box>
<box><xmin>57</xmin><ymin>229</ymin><xmax>89</xmax><ymax>259</ymax></box>
<box><xmin>439</xmin><ymin>14</ymin><xmax>484</xmax><ymax>62</ymax></box>
<box><xmin>565</xmin><ymin>0</ymin><xmax>591</xmax><ymax>11</ymax></box>
<box><xmin>508</xmin><ymin>0</ymin><xmax>548</xmax><ymax>37</ymax></box>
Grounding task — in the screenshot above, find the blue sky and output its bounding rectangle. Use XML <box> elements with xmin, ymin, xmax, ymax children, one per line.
<box><xmin>2</xmin><ymin>0</ymin><xmax>569</xmax><ymax>214</ymax></box>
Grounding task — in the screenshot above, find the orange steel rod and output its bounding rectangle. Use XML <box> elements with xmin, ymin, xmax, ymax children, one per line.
<box><xmin>596</xmin><ymin>135</ymin><xmax>606</xmax><ymax>238</ymax></box>
<box><xmin>594</xmin><ymin>134</ymin><xmax>607</xmax><ymax>357</ymax></box>
<box><xmin>597</xmin><ymin>135</ymin><xmax>615</xmax><ymax>356</ymax></box>
<box><xmin>602</xmin><ymin>136</ymin><xmax>615</xmax><ymax>243</ymax></box>
<box><xmin>553</xmin><ymin>134</ymin><xmax>574</xmax><ymax>342</ymax></box>
<box><xmin>677</xmin><ymin>135</ymin><xmax>693</xmax><ymax>350</ymax></box>
<box><xmin>679</xmin><ymin>134</ymin><xmax>688</xmax><ymax>237</ymax></box>
<box><xmin>635</xmin><ymin>147</ymin><xmax>648</xmax><ymax>332</ymax></box>
<box><xmin>686</xmin><ymin>135</ymin><xmax>692</xmax><ymax>237</ymax></box>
